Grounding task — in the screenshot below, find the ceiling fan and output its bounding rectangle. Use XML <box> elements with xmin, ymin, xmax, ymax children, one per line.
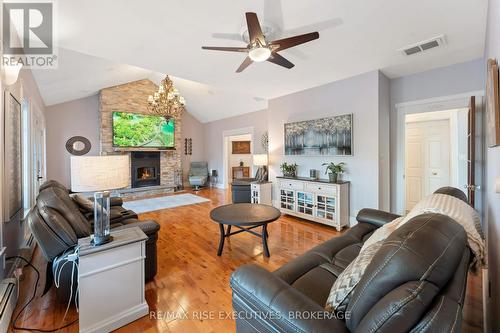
<box><xmin>202</xmin><ymin>12</ymin><xmax>319</xmax><ymax>73</ymax></box>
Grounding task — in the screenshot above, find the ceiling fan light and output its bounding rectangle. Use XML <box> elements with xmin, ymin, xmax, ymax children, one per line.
<box><xmin>249</xmin><ymin>47</ymin><xmax>271</xmax><ymax>62</ymax></box>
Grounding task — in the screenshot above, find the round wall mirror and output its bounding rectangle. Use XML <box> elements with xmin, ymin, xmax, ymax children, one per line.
<box><xmin>66</xmin><ymin>136</ymin><xmax>91</xmax><ymax>155</ymax></box>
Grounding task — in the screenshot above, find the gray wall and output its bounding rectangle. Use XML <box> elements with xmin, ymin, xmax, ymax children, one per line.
<box><xmin>181</xmin><ymin>111</ymin><xmax>205</xmax><ymax>186</ymax></box>
<box><xmin>389</xmin><ymin>58</ymin><xmax>485</xmax><ymax>211</ymax></box>
<box><xmin>378</xmin><ymin>72</ymin><xmax>391</xmax><ymax>211</ymax></box>
<box><xmin>203</xmin><ymin>109</ymin><xmax>268</xmax><ymax>185</ymax></box>
<box><xmin>484</xmin><ymin>0</ymin><xmax>500</xmax><ymax>327</ymax></box>
<box><xmin>46</xmin><ymin>95</ymin><xmax>100</xmax><ymax>187</ymax></box>
<box><xmin>267</xmin><ymin>70</ymin><xmax>386</xmax><ymax>221</ymax></box>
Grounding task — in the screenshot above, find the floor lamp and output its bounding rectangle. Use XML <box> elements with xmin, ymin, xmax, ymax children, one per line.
<box><xmin>70</xmin><ymin>155</ymin><xmax>129</xmax><ymax>245</ymax></box>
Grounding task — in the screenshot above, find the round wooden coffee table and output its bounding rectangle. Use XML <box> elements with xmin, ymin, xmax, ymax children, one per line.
<box><xmin>210</xmin><ymin>203</ymin><xmax>281</xmax><ymax>257</ymax></box>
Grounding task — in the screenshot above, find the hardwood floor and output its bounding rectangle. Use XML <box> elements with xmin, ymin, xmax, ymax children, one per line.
<box><xmin>10</xmin><ymin>188</ymin><xmax>483</xmax><ymax>332</ymax></box>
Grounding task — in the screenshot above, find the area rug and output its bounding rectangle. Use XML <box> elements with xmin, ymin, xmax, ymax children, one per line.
<box><xmin>123</xmin><ymin>193</ymin><xmax>210</xmax><ymax>214</ymax></box>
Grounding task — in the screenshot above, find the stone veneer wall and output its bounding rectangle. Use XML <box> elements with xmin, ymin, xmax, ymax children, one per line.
<box><xmin>99</xmin><ymin>79</ymin><xmax>182</xmax><ymax>188</ymax></box>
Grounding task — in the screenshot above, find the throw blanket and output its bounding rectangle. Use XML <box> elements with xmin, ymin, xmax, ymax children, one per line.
<box><xmin>398</xmin><ymin>194</ymin><xmax>484</xmax><ymax>268</ymax></box>
<box><xmin>326</xmin><ymin>193</ymin><xmax>485</xmax><ymax>312</ymax></box>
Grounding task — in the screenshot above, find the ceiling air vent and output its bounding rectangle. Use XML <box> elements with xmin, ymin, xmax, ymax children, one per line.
<box><xmin>399</xmin><ymin>35</ymin><xmax>446</xmax><ymax>56</ymax></box>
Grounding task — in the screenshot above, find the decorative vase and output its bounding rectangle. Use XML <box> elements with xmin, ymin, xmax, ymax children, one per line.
<box><xmin>239</xmin><ymin>161</ymin><xmax>244</xmax><ymax>167</ymax></box>
<box><xmin>329</xmin><ymin>173</ymin><xmax>338</xmax><ymax>183</ymax></box>
<box><xmin>283</xmin><ymin>171</ymin><xmax>296</xmax><ymax>178</ymax></box>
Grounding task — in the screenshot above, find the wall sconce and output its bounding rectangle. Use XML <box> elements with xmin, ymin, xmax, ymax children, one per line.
<box><xmin>3</xmin><ymin>63</ymin><xmax>23</xmax><ymax>85</ymax></box>
<box><xmin>496</xmin><ymin>178</ymin><xmax>500</xmax><ymax>193</ymax></box>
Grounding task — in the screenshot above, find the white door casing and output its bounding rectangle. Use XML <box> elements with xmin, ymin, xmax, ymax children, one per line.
<box><xmin>405</xmin><ymin>120</ymin><xmax>451</xmax><ymax>212</ymax></box>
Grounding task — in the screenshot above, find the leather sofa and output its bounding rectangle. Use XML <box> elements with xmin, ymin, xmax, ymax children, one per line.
<box><xmin>231</xmin><ymin>187</ymin><xmax>471</xmax><ymax>332</ymax></box>
<box><xmin>27</xmin><ymin>180</ymin><xmax>160</xmax><ymax>301</ymax></box>
<box><xmin>231</xmin><ymin>180</ymin><xmax>252</xmax><ymax>203</ymax></box>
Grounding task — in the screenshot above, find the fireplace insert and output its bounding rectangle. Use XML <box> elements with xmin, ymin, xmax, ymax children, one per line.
<box><xmin>131</xmin><ymin>152</ymin><xmax>161</xmax><ymax>188</ymax></box>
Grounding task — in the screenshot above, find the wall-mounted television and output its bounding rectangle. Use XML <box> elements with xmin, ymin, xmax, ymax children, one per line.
<box><xmin>112</xmin><ymin>111</ymin><xmax>175</xmax><ymax>149</ymax></box>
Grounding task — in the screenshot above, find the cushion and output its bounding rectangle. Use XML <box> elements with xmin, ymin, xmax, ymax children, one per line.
<box><xmin>325</xmin><ymin>240</ymin><xmax>384</xmax><ymax>313</ymax></box>
<box><xmin>71</xmin><ymin>194</ymin><xmax>94</xmax><ymax>213</ymax></box>
<box><xmin>36</xmin><ymin>187</ymin><xmax>91</xmax><ymax>237</ymax></box>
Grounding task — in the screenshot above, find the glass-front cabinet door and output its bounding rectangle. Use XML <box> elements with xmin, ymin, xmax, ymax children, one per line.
<box><xmin>316</xmin><ymin>195</ymin><xmax>336</xmax><ymax>222</ymax></box>
<box><xmin>251</xmin><ymin>189</ymin><xmax>260</xmax><ymax>203</ymax></box>
<box><xmin>280</xmin><ymin>189</ymin><xmax>295</xmax><ymax>211</ymax></box>
<box><xmin>297</xmin><ymin>191</ymin><xmax>314</xmax><ymax>216</ymax></box>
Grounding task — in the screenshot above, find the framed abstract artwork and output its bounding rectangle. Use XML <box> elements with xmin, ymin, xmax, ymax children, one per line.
<box><xmin>486</xmin><ymin>58</ymin><xmax>500</xmax><ymax>147</ymax></box>
<box><xmin>284</xmin><ymin>114</ymin><xmax>353</xmax><ymax>156</ymax></box>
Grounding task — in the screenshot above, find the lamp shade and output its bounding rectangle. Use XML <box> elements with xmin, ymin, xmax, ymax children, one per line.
<box><xmin>253</xmin><ymin>154</ymin><xmax>268</xmax><ymax>166</ymax></box>
<box><xmin>70</xmin><ymin>155</ymin><xmax>129</xmax><ymax>192</ymax></box>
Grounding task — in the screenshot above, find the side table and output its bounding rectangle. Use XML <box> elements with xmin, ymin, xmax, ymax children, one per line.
<box><xmin>78</xmin><ymin>227</ymin><xmax>149</xmax><ymax>333</ymax></box>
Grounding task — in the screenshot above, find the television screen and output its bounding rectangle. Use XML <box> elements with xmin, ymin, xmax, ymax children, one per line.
<box><xmin>112</xmin><ymin>112</ymin><xmax>175</xmax><ymax>148</ymax></box>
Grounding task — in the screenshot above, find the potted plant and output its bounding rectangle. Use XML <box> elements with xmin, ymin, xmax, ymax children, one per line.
<box><xmin>322</xmin><ymin>162</ymin><xmax>346</xmax><ymax>183</ymax></box>
<box><xmin>280</xmin><ymin>162</ymin><xmax>298</xmax><ymax>178</ymax></box>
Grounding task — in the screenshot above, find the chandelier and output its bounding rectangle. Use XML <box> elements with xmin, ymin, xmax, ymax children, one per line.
<box><xmin>147</xmin><ymin>75</ymin><xmax>186</xmax><ymax>120</ymax></box>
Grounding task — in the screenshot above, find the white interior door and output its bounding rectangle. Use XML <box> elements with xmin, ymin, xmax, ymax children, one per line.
<box><xmin>405</xmin><ymin>119</ymin><xmax>451</xmax><ymax>211</ymax></box>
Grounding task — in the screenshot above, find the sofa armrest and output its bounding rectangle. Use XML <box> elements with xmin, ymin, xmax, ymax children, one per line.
<box><xmin>112</xmin><ymin>220</ymin><xmax>160</xmax><ymax>237</ymax></box>
<box><xmin>231</xmin><ymin>264</ymin><xmax>348</xmax><ymax>333</ymax></box>
<box><xmin>110</xmin><ymin>197</ymin><xmax>123</xmax><ymax>207</ymax></box>
<box><xmin>89</xmin><ymin>196</ymin><xmax>123</xmax><ymax>207</ymax></box>
<box><xmin>356</xmin><ymin>208</ymin><xmax>401</xmax><ymax>228</ymax></box>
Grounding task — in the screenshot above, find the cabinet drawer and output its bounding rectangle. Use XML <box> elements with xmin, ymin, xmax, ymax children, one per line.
<box><xmin>251</xmin><ymin>183</ymin><xmax>259</xmax><ymax>190</ymax></box>
<box><xmin>279</xmin><ymin>180</ymin><xmax>304</xmax><ymax>191</ymax></box>
<box><xmin>305</xmin><ymin>183</ymin><xmax>336</xmax><ymax>195</ymax></box>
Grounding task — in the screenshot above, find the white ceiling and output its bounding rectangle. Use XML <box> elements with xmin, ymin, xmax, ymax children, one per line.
<box><xmin>32</xmin><ymin>48</ymin><xmax>267</xmax><ymax>122</ymax></box>
<box><xmin>33</xmin><ymin>0</ymin><xmax>488</xmax><ymax>122</ymax></box>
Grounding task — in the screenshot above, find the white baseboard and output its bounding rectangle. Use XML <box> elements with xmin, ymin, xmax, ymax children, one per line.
<box><xmin>80</xmin><ymin>302</ymin><xmax>149</xmax><ymax>333</ymax></box>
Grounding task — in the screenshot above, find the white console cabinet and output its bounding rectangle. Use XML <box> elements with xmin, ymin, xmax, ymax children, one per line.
<box><xmin>276</xmin><ymin>177</ymin><xmax>349</xmax><ymax>231</ymax></box>
<box><xmin>250</xmin><ymin>182</ymin><xmax>273</xmax><ymax>205</ymax></box>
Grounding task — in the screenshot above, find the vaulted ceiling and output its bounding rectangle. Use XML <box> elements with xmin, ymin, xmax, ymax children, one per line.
<box><xmin>32</xmin><ymin>0</ymin><xmax>488</xmax><ymax>122</ymax></box>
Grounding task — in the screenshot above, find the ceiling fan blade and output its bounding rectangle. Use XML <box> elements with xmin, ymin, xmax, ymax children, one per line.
<box><xmin>246</xmin><ymin>12</ymin><xmax>265</xmax><ymax>45</ymax></box>
<box><xmin>270</xmin><ymin>32</ymin><xmax>319</xmax><ymax>52</ymax></box>
<box><xmin>202</xmin><ymin>46</ymin><xmax>248</xmax><ymax>52</ymax></box>
<box><xmin>267</xmin><ymin>53</ymin><xmax>294</xmax><ymax>69</ymax></box>
<box><xmin>236</xmin><ymin>57</ymin><xmax>253</xmax><ymax>73</ymax></box>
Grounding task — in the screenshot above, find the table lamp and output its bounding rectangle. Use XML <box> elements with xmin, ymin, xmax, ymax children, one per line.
<box><xmin>71</xmin><ymin>155</ymin><xmax>129</xmax><ymax>245</ymax></box>
<box><xmin>253</xmin><ymin>154</ymin><xmax>268</xmax><ymax>182</ymax></box>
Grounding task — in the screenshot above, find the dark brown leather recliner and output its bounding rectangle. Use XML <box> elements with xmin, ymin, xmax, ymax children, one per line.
<box><xmin>27</xmin><ymin>180</ymin><xmax>161</xmax><ymax>301</ymax></box>
<box><xmin>230</xmin><ymin>187</ymin><xmax>472</xmax><ymax>332</ymax></box>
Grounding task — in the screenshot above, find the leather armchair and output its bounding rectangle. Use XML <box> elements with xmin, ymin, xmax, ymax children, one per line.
<box><xmin>188</xmin><ymin>162</ymin><xmax>209</xmax><ymax>190</ymax></box>
<box><xmin>231</xmin><ymin>180</ymin><xmax>252</xmax><ymax>203</ymax></box>
<box><xmin>28</xmin><ymin>180</ymin><xmax>161</xmax><ymax>302</ymax></box>
<box><xmin>231</xmin><ymin>187</ymin><xmax>472</xmax><ymax>332</ymax></box>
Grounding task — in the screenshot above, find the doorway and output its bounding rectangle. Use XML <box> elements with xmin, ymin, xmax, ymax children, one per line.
<box><xmin>225</xmin><ymin>134</ymin><xmax>253</xmax><ymax>185</ymax></box>
<box><xmin>222</xmin><ymin>127</ymin><xmax>254</xmax><ymax>189</ymax></box>
<box><xmin>404</xmin><ymin>109</ymin><xmax>468</xmax><ymax>212</ymax></box>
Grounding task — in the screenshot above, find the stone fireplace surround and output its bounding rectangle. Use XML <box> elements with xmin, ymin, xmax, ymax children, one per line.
<box><xmin>99</xmin><ymin>79</ymin><xmax>182</xmax><ymax>191</ymax></box>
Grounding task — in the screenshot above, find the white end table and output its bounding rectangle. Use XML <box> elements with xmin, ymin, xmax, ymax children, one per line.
<box><xmin>78</xmin><ymin>227</ymin><xmax>149</xmax><ymax>333</ymax></box>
